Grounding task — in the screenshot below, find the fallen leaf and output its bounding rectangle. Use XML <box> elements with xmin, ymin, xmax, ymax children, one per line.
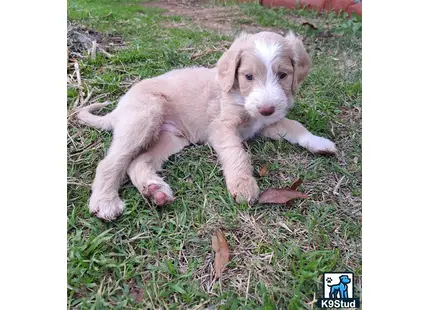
<box><xmin>286</xmin><ymin>178</ymin><xmax>304</xmax><ymax>207</ymax></box>
<box><xmin>258</xmin><ymin>188</ymin><xmax>308</xmax><ymax>204</ymax></box>
<box><xmin>259</xmin><ymin>164</ymin><xmax>269</xmax><ymax>177</ymax></box>
<box><xmin>314</xmin><ymin>149</ymin><xmax>337</xmax><ymax>156</ymax></box>
<box><xmin>211</xmin><ymin>230</ymin><xmax>230</xmax><ymax>280</ymax></box>
<box><xmin>317</xmin><ymin>31</ymin><xmax>341</xmax><ymax>38</ymax></box>
<box><xmin>302</xmin><ymin>21</ymin><xmax>318</xmax><ymax>30</ymax></box>
<box><xmin>289</xmin><ymin>178</ymin><xmax>303</xmax><ymax>191</ymax></box>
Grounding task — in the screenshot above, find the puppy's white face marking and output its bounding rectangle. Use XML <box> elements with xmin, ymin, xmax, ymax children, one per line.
<box><xmin>255</xmin><ymin>40</ymin><xmax>281</xmax><ymax>73</ymax></box>
<box><xmin>240</xmin><ymin>40</ymin><xmax>290</xmax><ymax>136</ymax></box>
<box><xmin>254</xmin><ymin>40</ymin><xmax>281</xmax><ymax>86</ymax></box>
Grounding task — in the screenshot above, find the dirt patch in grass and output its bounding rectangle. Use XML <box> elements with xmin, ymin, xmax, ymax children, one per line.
<box><xmin>143</xmin><ymin>0</ymin><xmax>282</xmax><ymax>35</ymax></box>
<box><xmin>128</xmin><ymin>278</ymin><xmax>145</xmax><ymax>303</ymax></box>
<box><xmin>67</xmin><ymin>21</ymin><xmax>124</xmax><ymax>60</ymax></box>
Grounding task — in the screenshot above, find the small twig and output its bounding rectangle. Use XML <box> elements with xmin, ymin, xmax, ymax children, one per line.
<box><xmin>190</xmin><ymin>47</ymin><xmax>214</xmax><ymax>60</ymax></box>
<box><xmin>74</xmin><ymin>61</ymin><xmax>82</xmax><ymax>87</ymax></box>
<box><xmin>69</xmin><ymin>51</ymin><xmax>84</xmax><ymax>59</ymax></box>
<box><xmin>333</xmin><ymin>175</ymin><xmax>346</xmax><ymax>196</ymax></box>
<box><xmin>67</xmin><ymin>131</ymin><xmax>77</xmax><ymax>149</ymax></box>
<box><xmin>146</xmin><ymin>288</ymin><xmax>156</xmax><ymax>309</ymax></box>
<box><xmin>97</xmin><ymin>277</ymin><xmax>105</xmax><ymax>296</ymax></box>
<box><xmin>90</xmin><ymin>40</ymin><xmax>97</xmax><ymax>59</ymax></box>
<box><xmin>67</xmin><ymin>181</ymin><xmax>91</xmax><ymax>188</ymax></box>
<box><xmin>69</xmin><ymin>136</ymin><xmax>101</xmax><ymax>157</ymax></box>
<box><xmin>81</xmin><ymin>89</ymin><xmax>93</xmax><ymax>107</ymax></box>
<box><xmin>279</xmin><ymin>222</ymin><xmax>293</xmax><ymax>233</ymax></box>
<box><xmin>305</xmin><ymin>293</ymin><xmax>317</xmax><ymax>306</ymax></box>
<box><xmin>191</xmin><ymin>300</ymin><xmax>210</xmax><ymax>310</ymax></box>
<box><xmin>73</xmin><ymin>97</ymin><xmax>80</xmax><ymax>109</ymax></box>
<box><xmin>98</xmin><ymin>46</ymin><xmax>113</xmax><ymax>58</ymax></box>
<box><xmin>245</xmin><ymin>270</ymin><xmax>251</xmax><ymax>305</ymax></box>
<box><xmin>73</xmin><ymin>61</ymin><xmax>84</xmax><ymax>108</ymax></box>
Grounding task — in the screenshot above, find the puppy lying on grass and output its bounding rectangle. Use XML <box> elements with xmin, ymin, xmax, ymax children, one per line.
<box><xmin>77</xmin><ymin>31</ymin><xmax>337</xmax><ymax>220</ymax></box>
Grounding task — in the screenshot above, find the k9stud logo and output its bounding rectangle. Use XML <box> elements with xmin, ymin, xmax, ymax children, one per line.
<box><xmin>317</xmin><ymin>272</ymin><xmax>360</xmax><ymax>308</ymax></box>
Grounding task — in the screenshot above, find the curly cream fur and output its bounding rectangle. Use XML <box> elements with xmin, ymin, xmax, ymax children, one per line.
<box><xmin>77</xmin><ymin>31</ymin><xmax>336</xmax><ymax>220</ymax></box>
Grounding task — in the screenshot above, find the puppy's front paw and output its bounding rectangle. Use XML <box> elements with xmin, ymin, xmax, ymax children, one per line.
<box><xmin>89</xmin><ymin>193</ymin><xmax>125</xmax><ymax>221</ymax></box>
<box><xmin>299</xmin><ymin>134</ymin><xmax>337</xmax><ymax>155</ymax></box>
<box><xmin>227</xmin><ymin>175</ymin><xmax>260</xmax><ymax>205</ymax></box>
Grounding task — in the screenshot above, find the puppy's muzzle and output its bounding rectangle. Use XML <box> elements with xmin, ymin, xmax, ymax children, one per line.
<box><xmin>258</xmin><ymin>106</ymin><xmax>275</xmax><ymax>116</ymax></box>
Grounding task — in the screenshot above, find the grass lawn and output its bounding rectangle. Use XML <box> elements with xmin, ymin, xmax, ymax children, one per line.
<box><xmin>67</xmin><ymin>0</ymin><xmax>362</xmax><ymax>308</ymax></box>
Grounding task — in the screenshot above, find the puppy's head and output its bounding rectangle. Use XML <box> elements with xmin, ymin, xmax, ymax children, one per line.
<box><xmin>217</xmin><ymin>31</ymin><xmax>311</xmax><ymax>119</ymax></box>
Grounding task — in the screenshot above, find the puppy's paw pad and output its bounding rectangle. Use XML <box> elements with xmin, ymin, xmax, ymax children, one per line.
<box><xmin>153</xmin><ymin>191</ymin><xmax>174</xmax><ymax>205</ymax></box>
<box><xmin>302</xmin><ymin>134</ymin><xmax>337</xmax><ymax>155</ymax></box>
<box><xmin>147</xmin><ymin>181</ymin><xmax>174</xmax><ymax>206</ymax></box>
<box><xmin>148</xmin><ymin>184</ymin><xmax>161</xmax><ymax>193</ymax></box>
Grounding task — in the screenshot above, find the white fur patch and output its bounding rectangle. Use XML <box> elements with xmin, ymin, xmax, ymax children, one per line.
<box><xmin>253</xmin><ymin>40</ymin><xmax>285</xmax><ymax>108</ymax></box>
<box><xmin>255</xmin><ymin>40</ymin><xmax>281</xmax><ymax>69</ymax></box>
<box><xmin>254</xmin><ymin>40</ymin><xmax>281</xmax><ymax>85</ymax></box>
<box><xmin>239</xmin><ymin>113</ymin><xmax>284</xmax><ymax>140</ymax></box>
<box><xmin>231</xmin><ymin>91</ymin><xmax>245</xmax><ymax>105</ymax></box>
<box><xmin>239</xmin><ymin>117</ymin><xmax>266</xmax><ymax>140</ymax></box>
<box><xmin>298</xmin><ymin>133</ymin><xmax>337</xmax><ymax>154</ymax></box>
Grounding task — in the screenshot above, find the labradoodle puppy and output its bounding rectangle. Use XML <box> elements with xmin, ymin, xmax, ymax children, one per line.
<box><xmin>77</xmin><ymin>31</ymin><xmax>337</xmax><ymax>220</ymax></box>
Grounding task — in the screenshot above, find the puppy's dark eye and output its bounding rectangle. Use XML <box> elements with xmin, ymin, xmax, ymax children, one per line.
<box><xmin>245</xmin><ymin>74</ymin><xmax>253</xmax><ymax>81</ymax></box>
<box><xmin>278</xmin><ymin>72</ymin><xmax>287</xmax><ymax>79</ymax></box>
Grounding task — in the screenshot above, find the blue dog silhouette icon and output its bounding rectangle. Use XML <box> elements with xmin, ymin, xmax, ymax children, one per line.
<box><xmin>328</xmin><ymin>275</ymin><xmax>351</xmax><ymax>299</ymax></box>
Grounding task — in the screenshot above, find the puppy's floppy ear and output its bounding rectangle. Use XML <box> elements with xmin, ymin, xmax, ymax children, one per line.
<box><xmin>285</xmin><ymin>31</ymin><xmax>311</xmax><ymax>94</ymax></box>
<box><xmin>217</xmin><ymin>47</ymin><xmax>242</xmax><ymax>92</ymax></box>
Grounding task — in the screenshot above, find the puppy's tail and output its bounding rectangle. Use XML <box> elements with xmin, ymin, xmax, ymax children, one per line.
<box><xmin>76</xmin><ymin>101</ymin><xmax>114</xmax><ymax>131</ymax></box>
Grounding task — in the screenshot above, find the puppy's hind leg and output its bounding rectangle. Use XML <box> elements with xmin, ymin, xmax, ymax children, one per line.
<box><xmin>89</xmin><ymin>94</ymin><xmax>165</xmax><ymax>220</ymax></box>
<box><xmin>128</xmin><ymin>131</ymin><xmax>190</xmax><ymax>206</ymax></box>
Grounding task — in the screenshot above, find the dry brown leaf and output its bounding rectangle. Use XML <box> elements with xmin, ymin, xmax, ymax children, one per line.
<box><xmin>258</xmin><ymin>188</ymin><xmax>308</xmax><ymax>204</ymax></box>
<box><xmin>290</xmin><ymin>178</ymin><xmax>303</xmax><ymax>191</ymax></box>
<box><xmin>211</xmin><ymin>230</ymin><xmax>230</xmax><ymax>280</ymax></box>
<box><xmin>286</xmin><ymin>178</ymin><xmax>305</xmax><ymax>207</ymax></box>
<box><xmin>317</xmin><ymin>31</ymin><xmax>341</xmax><ymax>38</ymax></box>
<box><xmin>259</xmin><ymin>164</ymin><xmax>269</xmax><ymax>177</ymax></box>
<box><xmin>302</xmin><ymin>21</ymin><xmax>318</xmax><ymax>30</ymax></box>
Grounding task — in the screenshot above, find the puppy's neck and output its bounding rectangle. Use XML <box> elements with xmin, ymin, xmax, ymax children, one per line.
<box><xmin>230</xmin><ymin>90</ymin><xmax>245</xmax><ymax>106</ymax></box>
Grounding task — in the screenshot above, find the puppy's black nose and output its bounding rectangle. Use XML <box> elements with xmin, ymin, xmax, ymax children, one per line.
<box><xmin>258</xmin><ymin>106</ymin><xmax>275</xmax><ymax>116</ymax></box>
